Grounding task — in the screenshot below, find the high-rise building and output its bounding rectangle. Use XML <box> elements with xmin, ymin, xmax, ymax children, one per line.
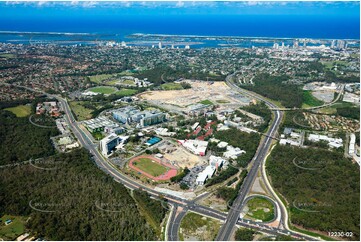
<box><xmin>293</xmin><ymin>40</ymin><xmax>299</xmax><ymax>48</ymax></box>
<box><xmin>331</xmin><ymin>40</ymin><xmax>336</xmax><ymax>49</ymax></box>
<box><xmin>273</xmin><ymin>43</ymin><xmax>279</xmax><ymax>49</ymax></box>
<box><xmin>158</xmin><ymin>41</ymin><xmax>162</xmax><ymax>49</ymax></box>
<box><xmin>185</xmin><ymin>45</ymin><xmax>190</xmax><ymax>49</ymax></box>
<box><xmin>100</xmin><ymin>134</ymin><xmax>120</xmax><ymax>156</ymax></box>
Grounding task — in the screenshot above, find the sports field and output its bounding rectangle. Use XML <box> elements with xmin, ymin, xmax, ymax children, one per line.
<box><xmin>133</xmin><ymin>158</ymin><xmax>168</xmax><ymax>177</ymax></box>
<box><xmin>115</xmin><ymin>89</ymin><xmax>137</xmax><ymax>96</ymax></box>
<box><xmin>161</xmin><ymin>82</ymin><xmax>183</xmax><ymax>90</ymax></box>
<box><xmin>129</xmin><ymin>155</ymin><xmax>178</xmax><ymax>181</ymax></box>
<box><xmin>4</xmin><ymin>105</ymin><xmax>31</xmax><ymax>117</ymax></box>
<box><xmin>88</xmin><ymin>86</ymin><xmax>117</xmax><ymax>94</ymax></box>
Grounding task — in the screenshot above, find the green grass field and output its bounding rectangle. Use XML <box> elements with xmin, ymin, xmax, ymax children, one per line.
<box><xmin>179</xmin><ymin>212</ymin><xmax>221</xmax><ymax>241</ymax></box>
<box><xmin>0</xmin><ymin>54</ymin><xmax>15</xmax><ymax>59</ymax></box>
<box><xmin>0</xmin><ymin>215</ymin><xmax>27</xmax><ymax>240</ymax></box>
<box><xmin>88</xmin><ymin>74</ymin><xmax>113</xmax><ymax>84</ymax></box>
<box><xmin>245</xmin><ymin>197</ymin><xmax>275</xmax><ymax>222</ymax></box>
<box><xmin>302</xmin><ymin>91</ymin><xmax>324</xmax><ymax>108</ymax></box>
<box><xmin>199</xmin><ymin>99</ymin><xmax>214</xmax><ymax>105</ymax></box>
<box><xmin>4</xmin><ymin>105</ymin><xmax>31</xmax><ymax>117</ymax></box>
<box><xmin>69</xmin><ymin>101</ymin><xmax>94</xmax><ymax>121</ymax></box>
<box><xmin>160</xmin><ymin>83</ymin><xmax>183</xmax><ymax>90</ymax></box>
<box><xmin>88</xmin><ymin>86</ymin><xmax>118</xmax><ymax>95</ymax></box>
<box><xmin>133</xmin><ymin>158</ymin><xmax>168</xmax><ymax>177</ymax></box>
<box><xmin>115</xmin><ymin>89</ymin><xmax>137</xmax><ymax>96</ymax></box>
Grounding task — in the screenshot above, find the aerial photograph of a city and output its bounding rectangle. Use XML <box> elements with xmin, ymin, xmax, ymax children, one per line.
<box><xmin>0</xmin><ymin>0</ymin><xmax>359</xmax><ymax>241</ymax></box>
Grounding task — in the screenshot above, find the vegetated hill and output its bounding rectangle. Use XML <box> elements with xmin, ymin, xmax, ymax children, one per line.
<box><xmin>0</xmin><ymin>110</ymin><xmax>59</xmax><ymax>165</ymax></box>
<box><xmin>242</xmin><ymin>73</ymin><xmax>303</xmax><ymax>108</ymax></box>
<box><xmin>267</xmin><ymin>145</ymin><xmax>360</xmax><ymax>240</ymax></box>
<box><xmin>0</xmin><ymin>149</ymin><xmax>159</xmax><ymax>240</ymax></box>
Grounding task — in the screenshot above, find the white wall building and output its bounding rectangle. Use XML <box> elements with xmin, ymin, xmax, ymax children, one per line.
<box><xmin>177</xmin><ymin>140</ymin><xmax>208</xmax><ymax>156</ymax></box>
<box><xmin>349</xmin><ymin>133</ymin><xmax>356</xmax><ymax>155</ymax></box>
<box><xmin>308</xmin><ymin>134</ymin><xmax>343</xmax><ymax>149</ymax></box>
<box><xmin>100</xmin><ymin>134</ymin><xmax>120</xmax><ymax>156</ymax></box>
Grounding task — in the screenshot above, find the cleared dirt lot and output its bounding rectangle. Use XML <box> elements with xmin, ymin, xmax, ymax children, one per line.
<box><xmin>139</xmin><ymin>80</ymin><xmax>248</xmax><ymax>108</ymax></box>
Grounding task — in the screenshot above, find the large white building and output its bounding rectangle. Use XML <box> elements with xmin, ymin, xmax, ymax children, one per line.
<box><xmin>308</xmin><ymin>134</ymin><xmax>343</xmax><ymax>149</ymax></box>
<box><xmin>223</xmin><ymin>145</ymin><xmax>246</xmax><ymax>160</ymax></box>
<box><xmin>177</xmin><ymin>139</ymin><xmax>208</xmax><ymax>156</ymax></box>
<box><xmin>349</xmin><ymin>133</ymin><xmax>356</xmax><ymax>155</ymax></box>
<box><xmin>196</xmin><ymin>156</ymin><xmax>225</xmax><ymax>186</ymax></box>
<box><xmin>100</xmin><ymin>134</ymin><xmax>120</xmax><ymax>156</ymax></box>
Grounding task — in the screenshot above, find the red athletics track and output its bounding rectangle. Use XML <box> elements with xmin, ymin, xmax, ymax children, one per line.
<box><xmin>128</xmin><ymin>155</ymin><xmax>178</xmax><ymax>181</ymax></box>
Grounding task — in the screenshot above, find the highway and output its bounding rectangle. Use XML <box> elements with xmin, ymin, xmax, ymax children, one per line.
<box><xmin>215</xmin><ymin>75</ymin><xmax>283</xmax><ymax>241</ymax></box>
<box><xmin>12</xmin><ymin>83</ymin><xmax>320</xmax><ymax>241</ymax></box>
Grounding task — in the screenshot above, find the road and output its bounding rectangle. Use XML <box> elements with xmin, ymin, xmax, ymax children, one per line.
<box><xmin>215</xmin><ymin>75</ymin><xmax>283</xmax><ymax>241</ymax></box>
<box><xmin>11</xmin><ymin>83</ymin><xmax>319</xmax><ymax>241</ymax></box>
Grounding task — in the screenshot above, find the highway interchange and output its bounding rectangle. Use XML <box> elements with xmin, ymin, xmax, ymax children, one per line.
<box><xmin>10</xmin><ymin>82</ymin><xmax>323</xmax><ymax>241</ymax></box>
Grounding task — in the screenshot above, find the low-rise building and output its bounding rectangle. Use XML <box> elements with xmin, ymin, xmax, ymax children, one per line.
<box><xmin>308</xmin><ymin>134</ymin><xmax>343</xmax><ymax>149</ymax></box>
<box><xmin>196</xmin><ymin>165</ymin><xmax>216</xmax><ymax>185</ymax></box>
<box><xmin>349</xmin><ymin>133</ymin><xmax>356</xmax><ymax>155</ymax></box>
<box><xmin>178</xmin><ymin>139</ymin><xmax>208</xmax><ymax>156</ymax></box>
<box><xmin>223</xmin><ymin>145</ymin><xmax>246</xmax><ymax>159</ymax></box>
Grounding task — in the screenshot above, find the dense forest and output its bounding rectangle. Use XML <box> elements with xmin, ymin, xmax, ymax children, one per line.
<box><xmin>336</xmin><ymin>106</ymin><xmax>360</xmax><ymax>120</ymax></box>
<box><xmin>267</xmin><ymin>145</ymin><xmax>360</xmax><ymax>240</ymax></box>
<box><xmin>0</xmin><ymin>110</ymin><xmax>59</xmax><ymax>165</ymax></box>
<box><xmin>242</xmin><ymin>102</ymin><xmax>272</xmax><ymax>132</ymax></box>
<box><xmin>0</xmin><ymin>149</ymin><xmax>159</xmax><ymax>240</ymax></box>
<box><xmin>242</xmin><ymin>73</ymin><xmax>304</xmax><ymax>108</ymax></box>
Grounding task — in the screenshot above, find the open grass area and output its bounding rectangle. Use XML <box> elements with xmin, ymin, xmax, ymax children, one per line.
<box><xmin>245</xmin><ymin>197</ymin><xmax>275</xmax><ymax>222</ymax></box>
<box><xmin>88</xmin><ymin>74</ymin><xmax>113</xmax><ymax>84</ymax></box>
<box><xmin>88</xmin><ymin>86</ymin><xmax>118</xmax><ymax>95</ymax></box>
<box><xmin>302</xmin><ymin>91</ymin><xmax>324</xmax><ymax>108</ymax></box>
<box><xmin>0</xmin><ymin>215</ymin><xmax>27</xmax><ymax>240</ymax></box>
<box><xmin>179</xmin><ymin>212</ymin><xmax>221</xmax><ymax>241</ymax></box>
<box><xmin>160</xmin><ymin>83</ymin><xmax>183</xmax><ymax>90</ymax></box>
<box><xmin>115</xmin><ymin>89</ymin><xmax>137</xmax><ymax>96</ymax></box>
<box><xmin>4</xmin><ymin>105</ymin><xmax>31</xmax><ymax>117</ymax></box>
<box><xmin>0</xmin><ymin>53</ymin><xmax>15</xmax><ymax>59</ymax></box>
<box><xmin>133</xmin><ymin>158</ymin><xmax>168</xmax><ymax>177</ymax></box>
<box><xmin>199</xmin><ymin>99</ymin><xmax>214</xmax><ymax>105</ymax></box>
<box><xmin>69</xmin><ymin>101</ymin><xmax>94</xmax><ymax>121</ymax></box>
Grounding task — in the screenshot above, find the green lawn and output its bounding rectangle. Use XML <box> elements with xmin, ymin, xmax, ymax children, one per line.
<box><xmin>0</xmin><ymin>215</ymin><xmax>27</xmax><ymax>240</ymax></box>
<box><xmin>92</xmin><ymin>132</ymin><xmax>105</xmax><ymax>140</ymax></box>
<box><xmin>199</xmin><ymin>99</ymin><xmax>214</xmax><ymax>105</ymax></box>
<box><xmin>302</xmin><ymin>90</ymin><xmax>324</xmax><ymax>108</ymax></box>
<box><xmin>133</xmin><ymin>158</ymin><xmax>168</xmax><ymax>177</ymax></box>
<box><xmin>0</xmin><ymin>54</ymin><xmax>15</xmax><ymax>59</ymax></box>
<box><xmin>180</xmin><ymin>212</ymin><xmax>221</xmax><ymax>241</ymax></box>
<box><xmin>69</xmin><ymin>101</ymin><xmax>94</xmax><ymax>121</ymax></box>
<box><xmin>245</xmin><ymin>197</ymin><xmax>275</xmax><ymax>222</ymax></box>
<box><xmin>4</xmin><ymin>105</ymin><xmax>31</xmax><ymax>117</ymax></box>
<box><xmin>88</xmin><ymin>86</ymin><xmax>118</xmax><ymax>95</ymax></box>
<box><xmin>122</xmin><ymin>79</ymin><xmax>136</xmax><ymax>86</ymax></box>
<box><xmin>88</xmin><ymin>74</ymin><xmax>113</xmax><ymax>84</ymax></box>
<box><xmin>161</xmin><ymin>83</ymin><xmax>183</xmax><ymax>90</ymax></box>
<box><xmin>115</xmin><ymin>89</ymin><xmax>137</xmax><ymax>96</ymax></box>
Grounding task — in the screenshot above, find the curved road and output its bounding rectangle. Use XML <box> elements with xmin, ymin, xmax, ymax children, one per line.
<box><xmin>11</xmin><ymin>83</ymin><xmax>319</xmax><ymax>241</ymax></box>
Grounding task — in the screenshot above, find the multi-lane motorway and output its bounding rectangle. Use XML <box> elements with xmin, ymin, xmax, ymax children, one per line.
<box><xmin>215</xmin><ymin>76</ymin><xmax>283</xmax><ymax>241</ymax></box>
<box><xmin>11</xmin><ymin>83</ymin><xmax>320</xmax><ymax>241</ymax></box>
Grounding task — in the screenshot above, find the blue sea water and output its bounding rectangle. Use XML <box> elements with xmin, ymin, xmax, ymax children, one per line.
<box><xmin>1</xmin><ymin>14</ymin><xmax>359</xmax><ymax>40</ymax></box>
<box><xmin>0</xmin><ymin>1</ymin><xmax>359</xmax><ymax>45</ymax></box>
